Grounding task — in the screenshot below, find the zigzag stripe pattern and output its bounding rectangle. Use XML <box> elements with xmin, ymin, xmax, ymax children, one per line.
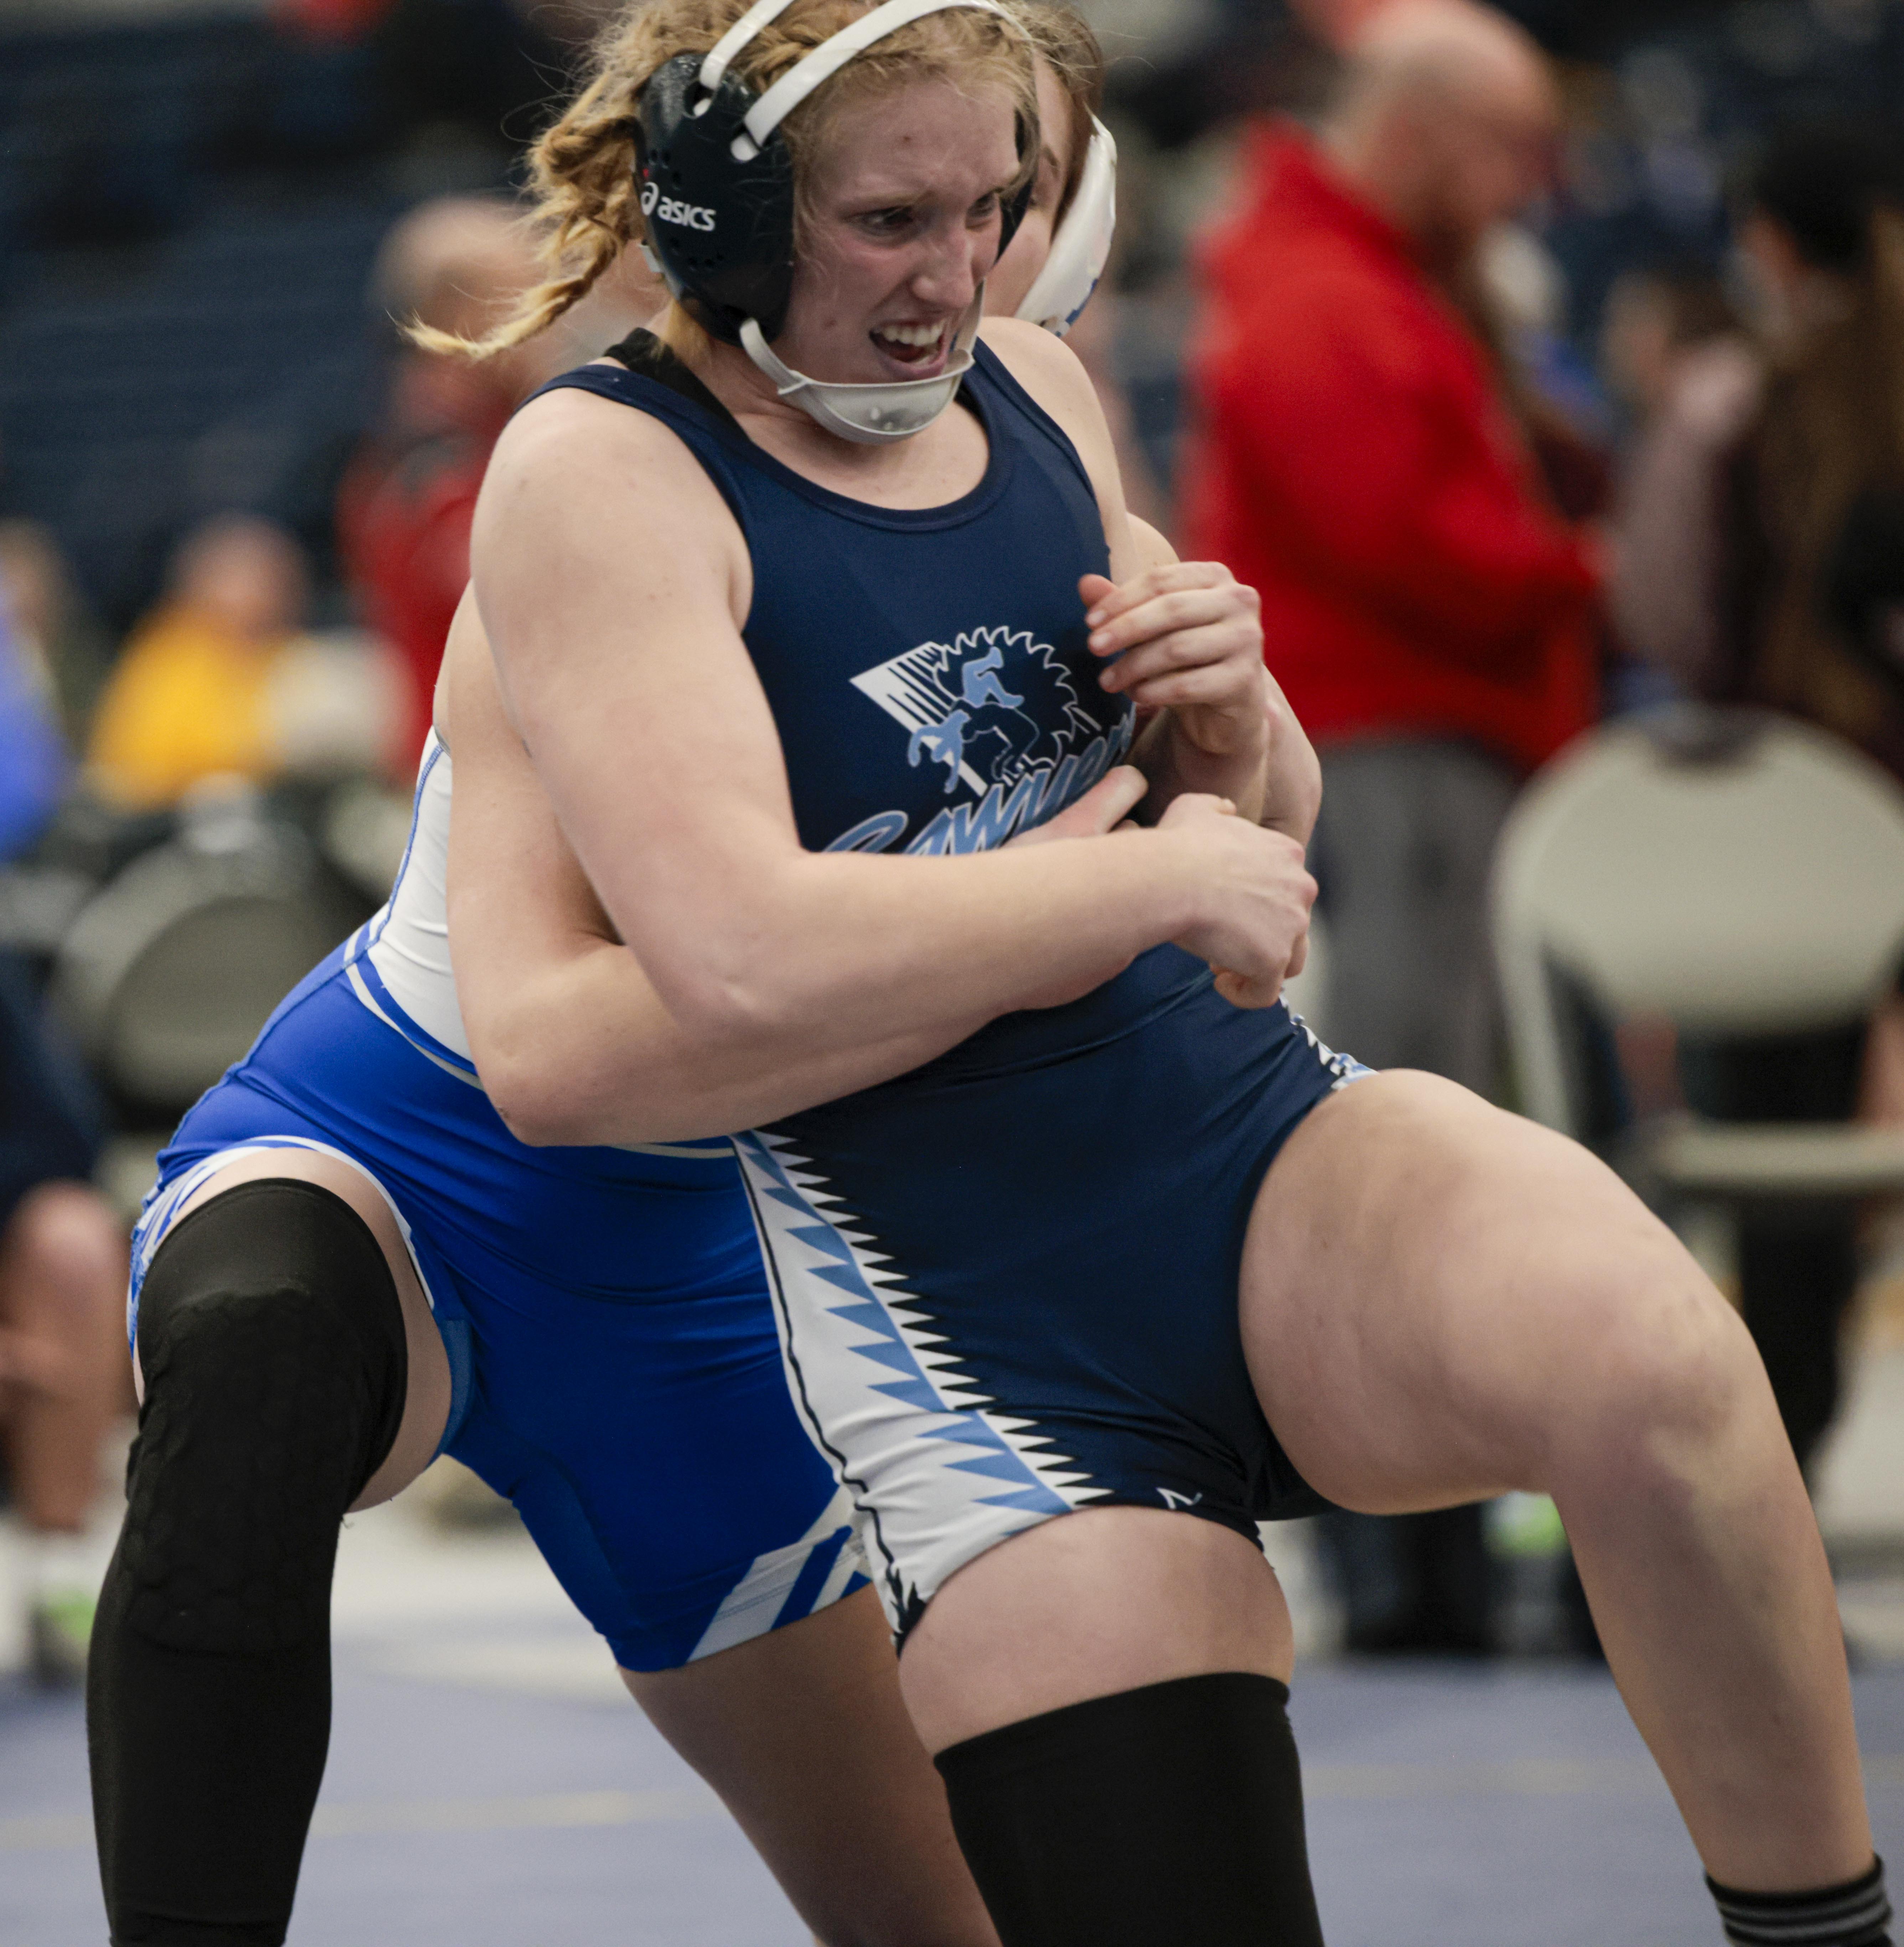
<box><xmin>734</xmin><ymin>1128</ymin><xmax>1108</xmax><ymax>1614</ymax></box>
<box><xmin>1285</xmin><ymin>1008</ymin><xmax>1372</xmax><ymax>1091</ymax></box>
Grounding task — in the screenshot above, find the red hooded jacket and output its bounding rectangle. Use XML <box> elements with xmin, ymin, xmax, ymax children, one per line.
<box><xmin>1182</xmin><ymin>128</ymin><xmax>1600</xmax><ymax>775</ymax></box>
<box><xmin>337</xmin><ymin>363</ymin><xmax>512</xmax><ymax>769</ymax></box>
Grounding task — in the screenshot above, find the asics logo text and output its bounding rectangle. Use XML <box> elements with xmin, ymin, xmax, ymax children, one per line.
<box><xmin>651</xmin><ymin>192</ymin><xmax>716</xmax><ymax>232</ymax></box>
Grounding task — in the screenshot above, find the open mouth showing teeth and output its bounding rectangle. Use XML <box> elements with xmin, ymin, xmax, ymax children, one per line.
<box><xmin>871</xmin><ymin>320</ymin><xmax>946</xmax><ymax>363</ymax></box>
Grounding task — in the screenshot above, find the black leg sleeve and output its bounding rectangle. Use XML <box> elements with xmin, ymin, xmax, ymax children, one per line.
<box><xmin>935</xmin><ymin>1672</ymin><xmax>1325</xmax><ymax>1947</ymax></box>
<box><xmin>1737</xmin><ymin>1209</ymin><xmax>1860</xmax><ymax>1472</ymax></box>
<box><xmin>88</xmin><ymin>1181</ymin><xmax>408</xmax><ymax>1947</ymax></box>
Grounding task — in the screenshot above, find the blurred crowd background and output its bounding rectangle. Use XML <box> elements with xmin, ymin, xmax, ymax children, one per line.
<box><xmin>3</xmin><ymin>0</ymin><xmax>1904</xmax><ymax>1681</ymax></box>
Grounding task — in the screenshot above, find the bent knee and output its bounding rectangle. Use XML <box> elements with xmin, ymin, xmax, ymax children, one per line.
<box><xmin>1547</xmin><ymin>1251</ymin><xmax>1763</xmax><ymax>1482</ymax></box>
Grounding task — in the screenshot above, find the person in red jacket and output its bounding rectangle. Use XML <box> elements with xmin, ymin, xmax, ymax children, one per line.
<box><xmin>1183</xmin><ymin>0</ymin><xmax>1603</xmax><ymax>1655</ymax></box>
<box><xmin>337</xmin><ymin>200</ymin><xmax>544</xmax><ymax>769</ymax></box>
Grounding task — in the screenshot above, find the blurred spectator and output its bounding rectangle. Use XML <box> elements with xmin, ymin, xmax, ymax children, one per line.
<box><xmin>0</xmin><ymin>589</ymin><xmax>69</xmax><ymax>867</ymax></box>
<box><xmin>1729</xmin><ymin>125</ymin><xmax>1904</xmax><ymax>778</ymax></box>
<box><xmin>1610</xmin><ymin>319</ymin><xmax>1761</xmax><ymax>697</ymax></box>
<box><xmin>1466</xmin><ymin>224</ymin><xmax>1617</xmax><ymax>533</ymax></box>
<box><xmin>1600</xmin><ymin>265</ymin><xmax>1738</xmax><ymax>431</ymax></box>
<box><xmin>0</xmin><ymin>604</ymin><xmax>130</xmax><ymax>1686</ymax></box>
<box><xmin>0</xmin><ymin>522</ymin><xmax>114</xmax><ymax>753</ymax></box>
<box><xmin>86</xmin><ymin>516</ymin><xmax>312</xmax><ymax>810</ymax></box>
<box><xmin>337</xmin><ymin>196</ymin><xmax>548</xmax><ymax>767</ymax></box>
<box><xmin>0</xmin><ymin>997</ymin><xmax>128</xmax><ymax>1688</ymax></box>
<box><xmin>1601</xmin><ymin>265</ymin><xmax>1745</xmax><ymax>711</ymax></box>
<box><xmin>1612</xmin><ymin>123</ymin><xmax>1904</xmax><ymax>1477</ymax></box>
<box><xmin>1183</xmin><ymin>0</ymin><xmax>1602</xmax><ymax>1655</ymax></box>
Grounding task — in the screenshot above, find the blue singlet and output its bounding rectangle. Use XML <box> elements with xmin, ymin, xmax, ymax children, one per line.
<box><xmin>131</xmin><ymin>730</ymin><xmax>867</xmax><ymax>1674</ymax></box>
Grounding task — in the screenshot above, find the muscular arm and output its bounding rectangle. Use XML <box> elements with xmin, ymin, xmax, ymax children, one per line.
<box><xmin>470</xmin><ymin>392</ymin><xmax>1275</xmax><ymax>1063</ymax></box>
<box><xmin>444</xmin><ymin>593</ymin><xmax>1029</xmax><ymax>1144</ymax></box>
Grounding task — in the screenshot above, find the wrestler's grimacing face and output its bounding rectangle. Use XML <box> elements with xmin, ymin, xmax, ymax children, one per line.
<box><xmin>782</xmin><ymin>76</ymin><xmax>1021</xmax><ymax>384</ymax></box>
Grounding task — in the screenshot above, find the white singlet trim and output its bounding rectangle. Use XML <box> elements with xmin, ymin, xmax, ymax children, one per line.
<box><xmin>352</xmin><ymin>733</ymin><xmax>734</xmax><ymax>1164</ymax></box>
<box><xmin>687</xmin><ymin>1481</ymin><xmax>865</xmax><ymax>1661</ymax></box>
<box><xmin>134</xmin><ymin>1137</ymin><xmax>438</xmax><ymax>1314</ymax></box>
<box><xmin>364</xmin><ymin>734</ymin><xmax>473</xmax><ymax>1063</ymax></box>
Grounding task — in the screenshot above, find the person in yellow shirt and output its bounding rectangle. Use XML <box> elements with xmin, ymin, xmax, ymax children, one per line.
<box><xmin>87</xmin><ymin>515</ymin><xmax>309</xmax><ymax>809</ymax></box>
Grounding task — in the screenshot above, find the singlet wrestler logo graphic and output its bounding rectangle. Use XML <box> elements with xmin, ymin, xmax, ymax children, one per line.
<box><xmin>830</xmin><ymin>626</ymin><xmax>1134</xmax><ymax>856</ymax></box>
<box><xmin>852</xmin><ymin>627</ymin><xmax>1099</xmax><ymax>797</ymax></box>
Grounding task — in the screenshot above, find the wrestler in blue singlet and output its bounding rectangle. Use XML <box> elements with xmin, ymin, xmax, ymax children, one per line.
<box><xmin>535</xmin><ymin>335</ymin><xmax>1369</xmax><ymax>1641</ymax></box>
<box><xmin>134</xmin><ymin>731</ymin><xmax>867</xmax><ymax>1674</ymax></box>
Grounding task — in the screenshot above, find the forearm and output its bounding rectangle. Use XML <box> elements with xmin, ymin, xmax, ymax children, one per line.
<box><xmin>1130</xmin><ymin>711</ymin><xmax>1270</xmax><ymax>826</ymax></box>
<box><xmin>473</xmin><ymin>938</ymin><xmax>991</xmax><ymax>1146</ymax></box>
<box><xmin>582</xmin><ymin>821</ymin><xmax>1190</xmax><ymax>1062</ymax></box>
<box><xmin>1256</xmin><ymin>672</ymin><xmax>1320</xmax><ymax>845</ymax></box>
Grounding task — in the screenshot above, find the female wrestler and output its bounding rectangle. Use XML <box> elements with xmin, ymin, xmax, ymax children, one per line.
<box><xmin>457</xmin><ymin>0</ymin><xmax>1888</xmax><ymax>1943</ymax></box>
<box><xmin>84</xmin><ymin>12</ymin><xmax>1127</xmax><ymax>1946</ymax></box>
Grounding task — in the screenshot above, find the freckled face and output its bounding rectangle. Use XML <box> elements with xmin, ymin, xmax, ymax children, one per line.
<box><xmin>780</xmin><ymin>76</ymin><xmax>1022</xmax><ymax>384</ymax></box>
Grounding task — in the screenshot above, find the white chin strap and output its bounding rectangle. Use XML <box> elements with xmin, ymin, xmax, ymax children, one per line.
<box><xmin>739</xmin><ymin>289</ymin><xmax>986</xmax><ymax>444</ymax></box>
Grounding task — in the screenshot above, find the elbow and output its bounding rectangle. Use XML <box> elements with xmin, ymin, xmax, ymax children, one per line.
<box><xmin>1285</xmin><ymin>760</ymin><xmax>1323</xmax><ymax>847</ymax></box>
<box><xmin>1264</xmin><ymin>693</ymin><xmax>1323</xmax><ymax>845</ymax></box>
<box><xmin>485</xmin><ymin>1057</ymin><xmax>738</xmax><ymax>1151</ymax></box>
<box><xmin>483</xmin><ymin>1056</ymin><xmax>587</xmax><ymax>1150</ymax></box>
<box><xmin>465</xmin><ymin>1012</ymin><xmax>598</xmax><ymax>1148</ymax></box>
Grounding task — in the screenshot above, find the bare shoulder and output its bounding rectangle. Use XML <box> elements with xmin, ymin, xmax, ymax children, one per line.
<box><xmin>479</xmin><ymin>377</ymin><xmax>741</xmax><ymax>548</ymax></box>
<box><xmin>979</xmin><ymin>317</ymin><xmax>1108</xmax><ymax>442</ymax></box>
<box><xmin>484</xmin><ymin>379</ymin><xmax>700</xmax><ymax>488</ymax></box>
<box><xmin>473</xmin><ymin>372</ymin><xmax>750</xmax><ymax>630</ymax></box>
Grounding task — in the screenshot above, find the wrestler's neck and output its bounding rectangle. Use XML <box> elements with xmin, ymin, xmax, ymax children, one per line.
<box><xmin>654</xmin><ymin>300</ymin><xmax>987</xmax><ymax>505</ymax></box>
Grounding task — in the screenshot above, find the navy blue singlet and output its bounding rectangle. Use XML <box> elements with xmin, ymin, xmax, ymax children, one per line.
<box><xmin>540</xmin><ymin>339</ymin><xmax>1135</xmax><ymax>857</ymax></box>
<box><xmin>538</xmin><ymin>338</ymin><xmax>1370</xmax><ymax>1638</ymax></box>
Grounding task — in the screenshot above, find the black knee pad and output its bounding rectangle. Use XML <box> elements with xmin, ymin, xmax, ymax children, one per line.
<box><xmin>90</xmin><ymin>1180</ymin><xmax>409</xmax><ymax>1947</ymax></box>
<box><xmin>120</xmin><ymin>1178</ymin><xmax>408</xmax><ymax>1657</ymax></box>
<box><xmin>935</xmin><ymin>1672</ymin><xmax>1323</xmax><ymax>1947</ymax></box>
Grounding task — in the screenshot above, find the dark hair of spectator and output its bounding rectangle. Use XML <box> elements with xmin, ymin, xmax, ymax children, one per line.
<box><xmin>1741</xmin><ymin>125</ymin><xmax>1904</xmax><ymax>760</ymax></box>
<box><xmin>1747</xmin><ymin>123</ymin><xmax>1901</xmax><ymax>276</ymax></box>
<box><xmin>1650</xmin><ymin>265</ymin><xmax>1738</xmax><ymax>353</ymax></box>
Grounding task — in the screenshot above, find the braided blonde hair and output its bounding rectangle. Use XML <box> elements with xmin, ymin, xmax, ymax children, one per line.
<box><xmin>415</xmin><ymin>0</ymin><xmax>1038</xmax><ymax>360</ymax></box>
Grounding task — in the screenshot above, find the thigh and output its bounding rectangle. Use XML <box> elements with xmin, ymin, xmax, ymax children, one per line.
<box><xmin>153</xmin><ymin>1147</ymin><xmax>450</xmax><ymax>1509</ymax></box>
<box><xmin>625</xmin><ymin>1585</ymin><xmax>1000</xmax><ymax>1947</ymax></box>
<box><xmin>897</xmin><ymin>1503</ymin><xmax>1292</xmax><ymax>1755</ymax></box>
<box><xmin>1239</xmin><ymin>1070</ymin><xmax>1745</xmax><ymax>1512</ymax></box>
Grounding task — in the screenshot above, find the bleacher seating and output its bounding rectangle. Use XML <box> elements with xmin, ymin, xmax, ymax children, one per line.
<box><xmin>0</xmin><ymin>10</ymin><xmax>501</xmax><ymax>631</ymax></box>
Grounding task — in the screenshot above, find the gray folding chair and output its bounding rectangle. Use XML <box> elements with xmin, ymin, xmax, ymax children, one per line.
<box><xmin>1492</xmin><ymin>707</ymin><xmax>1904</xmax><ymax>1203</ymax></box>
<box><xmin>52</xmin><ymin>789</ymin><xmax>354</xmax><ymax>1117</ymax></box>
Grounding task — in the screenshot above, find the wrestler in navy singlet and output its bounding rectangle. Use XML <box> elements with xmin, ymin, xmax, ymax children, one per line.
<box><xmin>536</xmin><ymin>335</ymin><xmax>1370</xmax><ymax>1638</ymax></box>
